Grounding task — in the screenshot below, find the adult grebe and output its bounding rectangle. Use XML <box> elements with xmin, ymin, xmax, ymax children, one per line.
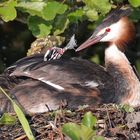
<box><xmin>0</xmin><ymin>8</ymin><xmax>139</xmax><ymax>114</ymax></box>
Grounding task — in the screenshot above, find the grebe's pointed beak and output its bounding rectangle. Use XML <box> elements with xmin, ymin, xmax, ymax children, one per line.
<box><xmin>76</xmin><ymin>32</ymin><xmax>107</xmax><ymax>52</ymax></box>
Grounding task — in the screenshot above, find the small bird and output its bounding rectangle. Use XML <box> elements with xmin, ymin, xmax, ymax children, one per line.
<box><xmin>43</xmin><ymin>35</ymin><xmax>77</xmax><ymax>61</ymax></box>
<box><xmin>0</xmin><ymin>7</ymin><xmax>140</xmax><ymax>114</ymax></box>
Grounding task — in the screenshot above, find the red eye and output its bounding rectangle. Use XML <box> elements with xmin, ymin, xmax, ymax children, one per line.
<box><xmin>106</xmin><ymin>28</ymin><xmax>111</xmax><ymax>32</ymax></box>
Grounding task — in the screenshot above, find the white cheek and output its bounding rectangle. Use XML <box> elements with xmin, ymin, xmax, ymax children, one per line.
<box><xmin>100</xmin><ymin>22</ymin><xmax>121</xmax><ymax>42</ymax></box>
<box><xmin>100</xmin><ymin>32</ymin><xmax>115</xmax><ymax>42</ymax></box>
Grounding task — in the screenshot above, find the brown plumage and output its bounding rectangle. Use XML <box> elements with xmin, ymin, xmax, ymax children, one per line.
<box><xmin>114</xmin><ymin>17</ymin><xmax>135</xmax><ymax>51</ymax></box>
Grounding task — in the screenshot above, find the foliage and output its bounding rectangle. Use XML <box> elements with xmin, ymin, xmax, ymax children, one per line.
<box><xmin>62</xmin><ymin>111</ymin><xmax>104</xmax><ymax>140</ymax></box>
<box><xmin>0</xmin><ymin>0</ymin><xmax>140</xmax><ymax>38</ymax></box>
<box><xmin>128</xmin><ymin>0</ymin><xmax>140</xmax><ymax>7</ymax></box>
<box><xmin>0</xmin><ymin>0</ymin><xmax>17</xmax><ymax>22</ymax></box>
<box><xmin>83</xmin><ymin>0</ymin><xmax>111</xmax><ymax>21</ymax></box>
<box><xmin>0</xmin><ymin>113</ymin><xmax>17</xmax><ymax>125</ymax></box>
<box><xmin>115</xmin><ymin>104</ymin><xmax>134</xmax><ymax>113</ymax></box>
<box><xmin>0</xmin><ymin>87</ymin><xmax>35</xmax><ymax>140</ymax></box>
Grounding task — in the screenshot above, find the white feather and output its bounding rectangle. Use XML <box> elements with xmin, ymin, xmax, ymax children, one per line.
<box><xmin>85</xmin><ymin>81</ymin><xmax>99</xmax><ymax>88</ymax></box>
<box><xmin>38</xmin><ymin>78</ymin><xmax>64</xmax><ymax>91</ymax></box>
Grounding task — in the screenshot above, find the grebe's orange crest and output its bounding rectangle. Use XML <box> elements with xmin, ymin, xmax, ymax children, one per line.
<box><xmin>76</xmin><ymin>7</ymin><xmax>135</xmax><ymax>52</ymax></box>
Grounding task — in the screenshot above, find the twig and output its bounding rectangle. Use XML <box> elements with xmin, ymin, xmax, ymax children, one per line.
<box><xmin>45</xmin><ymin>104</ymin><xmax>52</xmax><ymax>112</ymax></box>
<box><xmin>15</xmin><ymin>134</ymin><xmax>27</xmax><ymax>140</ymax></box>
<box><xmin>105</xmin><ymin>105</ymin><xmax>112</xmax><ymax>128</ymax></box>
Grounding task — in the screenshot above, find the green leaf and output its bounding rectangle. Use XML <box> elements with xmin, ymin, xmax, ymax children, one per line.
<box><xmin>68</xmin><ymin>9</ymin><xmax>84</xmax><ymax>23</ymax></box>
<box><xmin>83</xmin><ymin>0</ymin><xmax>111</xmax><ymax>15</ymax></box>
<box><xmin>62</xmin><ymin>112</ymin><xmax>103</xmax><ymax>140</ymax></box>
<box><xmin>0</xmin><ymin>0</ymin><xmax>17</xmax><ymax>22</ymax></box>
<box><xmin>0</xmin><ymin>87</ymin><xmax>35</xmax><ymax>140</ymax></box>
<box><xmin>0</xmin><ymin>113</ymin><xmax>17</xmax><ymax>125</ymax></box>
<box><xmin>53</xmin><ymin>15</ymin><xmax>69</xmax><ymax>35</ymax></box>
<box><xmin>80</xmin><ymin>124</ymin><xmax>95</xmax><ymax>140</ymax></box>
<box><xmin>122</xmin><ymin>104</ymin><xmax>134</xmax><ymax>113</ymax></box>
<box><xmin>38</xmin><ymin>23</ymin><xmax>52</xmax><ymax>37</ymax></box>
<box><xmin>62</xmin><ymin>123</ymin><xmax>81</xmax><ymax>140</ymax></box>
<box><xmin>13</xmin><ymin>102</ymin><xmax>35</xmax><ymax>140</ymax></box>
<box><xmin>85</xmin><ymin>9</ymin><xmax>98</xmax><ymax>21</ymax></box>
<box><xmin>28</xmin><ymin>16</ymin><xmax>52</xmax><ymax>37</ymax></box>
<box><xmin>128</xmin><ymin>0</ymin><xmax>140</xmax><ymax>7</ymax></box>
<box><xmin>17</xmin><ymin>1</ymin><xmax>46</xmax><ymax>17</ymax></box>
<box><xmin>82</xmin><ymin>111</ymin><xmax>97</xmax><ymax>129</ymax></box>
<box><xmin>42</xmin><ymin>1</ymin><xmax>68</xmax><ymax>20</ymax></box>
<box><xmin>62</xmin><ymin>123</ymin><xmax>95</xmax><ymax>140</ymax></box>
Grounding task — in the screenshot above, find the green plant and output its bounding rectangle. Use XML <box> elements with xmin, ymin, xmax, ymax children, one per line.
<box><xmin>0</xmin><ymin>0</ymin><xmax>140</xmax><ymax>38</ymax></box>
<box><xmin>114</xmin><ymin>104</ymin><xmax>134</xmax><ymax>113</ymax></box>
<box><xmin>0</xmin><ymin>87</ymin><xmax>35</xmax><ymax>140</ymax></box>
<box><xmin>62</xmin><ymin>111</ymin><xmax>104</xmax><ymax>140</ymax></box>
<box><xmin>0</xmin><ymin>113</ymin><xmax>17</xmax><ymax>125</ymax></box>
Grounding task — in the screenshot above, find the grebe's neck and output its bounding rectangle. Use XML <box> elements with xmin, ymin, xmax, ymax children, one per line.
<box><xmin>105</xmin><ymin>43</ymin><xmax>140</xmax><ymax>106</ymax></box>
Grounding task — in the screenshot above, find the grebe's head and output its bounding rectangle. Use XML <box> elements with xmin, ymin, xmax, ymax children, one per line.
<box><xmin>76</xmin><ymin>7</ymin><xmax>135</xmax><ymax>52</ymax></box>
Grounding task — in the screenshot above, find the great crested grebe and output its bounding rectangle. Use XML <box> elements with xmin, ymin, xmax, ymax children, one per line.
<box><xmin>0</xmin><ymin>8</ymin><xmax>140</xmax><ymax>114</ymax></box>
